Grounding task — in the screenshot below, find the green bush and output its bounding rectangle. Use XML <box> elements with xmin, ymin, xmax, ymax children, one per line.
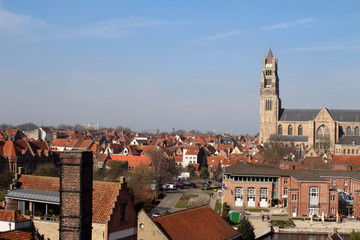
<box><xmin>34</xmin><ymin>211</ymin><xmax>43</xmax><ymax>217</ymax></box>
<box><xmin>14</xmin><ymin>209</ymin><xmax>21</xmax><ymax>214</ymax></box>
<box><xmin>222</xmin><ymin>202</ymin><xmax>230</xmax><ymax>220</ymax></box>
<box><xmin>270</xmin><ymin>219</ymin><xmax>295</xmax><ymax>227</ymax></box>
<box><xmin>350</xmin><ymin>230</ymin><xmax>360</xmax><ymax>240</ymax></box>
<box><xmin>25</xmin><ymin>210</ymin><xmax>32</xmax><ymax>216</ymax></box>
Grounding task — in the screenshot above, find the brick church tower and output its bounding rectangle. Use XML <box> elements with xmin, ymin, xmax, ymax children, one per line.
<box><xmin>259</xmin><ymin>48</ymin><xmax>281</xmax><ymax>143</ymax></box>
<box><xmin>59</xmin><ymin>151</ymin><xmax>93</xmax><ymax>240</ymax></box>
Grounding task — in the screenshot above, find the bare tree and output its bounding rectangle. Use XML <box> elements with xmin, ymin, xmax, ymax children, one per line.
<box><xmin>57</xmin><ymin>124</ymin><xmax>74</xmax><ymax>130</ymax></box>
<box><xmin>0</xmin><ymin>123</ymin><xmax>14</xmax><ymax>131</ymax></box>
<box><xmin>149</xmin><ymin>149</ymin><xmax>179</xmax><ymax>186</ymax></box>
<box><xmin>263</xmin><ymin>141</ymin><xmax>299</xmax><ymax>163</ymax></box>
<box><xmin>16</xmin><ymin>122</ymin><xmax>38</xmax><ymax>131</ymax></box>
<box><xmin>126</xmin><ymin>166</ymin><xmax>154</xmax><ymax>201</ymax></box>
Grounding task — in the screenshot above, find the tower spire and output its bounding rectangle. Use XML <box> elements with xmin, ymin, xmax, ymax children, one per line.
<box><xmin>266</xmin><ymin>48</ymin><xmax>273</xmax><ymax>64</ymax></box>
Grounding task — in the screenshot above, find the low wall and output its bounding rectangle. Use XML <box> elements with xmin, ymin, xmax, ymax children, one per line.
<box><xmin>33</xmin><ymin>220</ymin><xmax>105</xmax><ymax>240</ymax></box>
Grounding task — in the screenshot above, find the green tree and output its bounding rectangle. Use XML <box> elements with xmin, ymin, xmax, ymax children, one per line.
<box><xmin>199</xmin><ymin>157</ymin><xmax>209</xmax><ymax>179</ymax></box>
<box><xmin>237</xmin><ymin>217</ymin><xmax>255</xmax><ymax>240</ymax></box>
<box><xmin>33</xmin><ymin>164</ymin><xmax>59</xmax><ymax>177</ymax></box>
<box><xmin>350</xmin><ymin>230</ymin><xmax>360</xmax><ymax>240</ymax></box>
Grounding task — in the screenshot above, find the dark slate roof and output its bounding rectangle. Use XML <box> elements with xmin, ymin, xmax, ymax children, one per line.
<box><xmin>279</xmin><ymin>108</ymin><xmax>360</xmax><ymax>122</ymax></box>
<box><xmin>270</xmin><ymin>134</ymin><xmax>308</xmax><ymax>142</ymax></box>
<box><xmin>224</xmin><ymin>162</ymin><xmax>360</xmax><ymax>182</ymax></box>
<box><xmin>328</xmin><ymin>109</ymin><xmax>360</xmax><ymax>122</ymax></box>
<box><xmin>6</xmin><ymin>188</ymin><xmax>59</xmax><ymax>204</ymax></box>
<box><xmin>279</xmin><ymin>109</ymin><xmax>320</xmax><ymax>121</ymax></box>
<box><xmin>337</xmin><ymin>136</ymin><xmax>360</xmax><ymax>145</ymax></box>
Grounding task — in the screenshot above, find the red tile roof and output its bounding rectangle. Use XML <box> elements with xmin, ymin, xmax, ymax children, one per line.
<box><xmin>153</xmin><ymin>206</ymin><xmax>239</xmax><ymax>240</ymax></box>
<box><xmin>331</xmin><ymin>155</ymin><xmax>360</xmax><ymax>165</ymax></box>
<box><xmin>0</xmin><ymin>210</ymin><xmax>26</xmax><ymax>222</ymax></box>
<box><xmin>0</xmin><ymin>230</ymin><xmax>40</xmax><ymax>240</ymax></box>
<box><xmin>184</xmin><ymin>146</ymin><xmax>199</xmax><ymax>155</ymax></box>
<box><xmin>18</xmin><ymin>175</ymin><xmax>121</xmax><ymax>223</ymax></box>
<box><xmin>3</xmin><ymin>141</ymin><xmax>31</xmax><ymax>157</ymax></box>
<box><xmin>51</xmin><ymin>139</ymin><xmax>68</xmax><ymax>147</ymax></box>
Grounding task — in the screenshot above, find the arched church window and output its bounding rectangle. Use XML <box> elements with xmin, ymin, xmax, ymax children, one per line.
<box><xmin>316</xmin><ymin>124</ymin><xmax>330</xmax><ymax>140</ymax></box>
<box><xmin>355</xmin><ymin>127</ymin><xmax>360</xmax><ymax>136</ymax></box>
<box><xmin>288</xmin><ymin>125</ymin><xmax>293</xmax><ymax>135</ymax></box>
<box><xmin>298</xmin><ymin>125</ymin><xmax>303</xmax><ymax>136</ymax></box>
<box><xmin>346</xmin><ymin>126</ymin><xmax>352</xmax><ymax>136</ymax></box>
<box><xmin>278</xmin><ymin>125</ymin><xmax>282</xmax><ymax>135</ymax></box>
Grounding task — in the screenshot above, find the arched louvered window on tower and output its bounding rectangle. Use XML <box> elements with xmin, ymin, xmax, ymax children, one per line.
<box><xmin>278</xmin><ymin>125</ymin><xmax>283</xmax><ymax>135</ymax></box>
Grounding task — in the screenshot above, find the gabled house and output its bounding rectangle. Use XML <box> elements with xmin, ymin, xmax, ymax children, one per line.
<box><xmin>137</xmin><ymin>206</ymin><xmax>241</xmax><ymax>240</ymax></box>
<box><xmin>182</xmin><ymin>146</ymin><xmax>199</xmax><ymax>168</ymax></box>
<box><xmin>5</xmin><ymin>175</ymin><xmax>137</xmax><ymax>240</ymax></box>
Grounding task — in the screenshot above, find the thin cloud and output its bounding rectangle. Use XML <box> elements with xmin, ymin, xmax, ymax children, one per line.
<box><xmin>0</xmin><ymin>8</ymin><xmax>190</xmax><ymax>40</ymax></box>
<box><xmin>190</xmin><ymin>31</ymin><xmax>242</xmax><ymax>43</ymax></box>
<box><xmin>262</xmin><ymin>18</ymin><xmax>315</xmax><ymax>30</ymax></box>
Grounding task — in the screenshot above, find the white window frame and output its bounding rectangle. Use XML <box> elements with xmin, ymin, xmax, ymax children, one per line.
<box><xmin>309</xmin><ymin>187</ymin><xmax>319</xmax><ymax>205</ymax></box>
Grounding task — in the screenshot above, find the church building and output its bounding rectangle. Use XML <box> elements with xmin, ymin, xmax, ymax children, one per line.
<box><xmin>259</xmin><ymin>49</ymin><xmax>360</xmax><ymax>155</ymax></box>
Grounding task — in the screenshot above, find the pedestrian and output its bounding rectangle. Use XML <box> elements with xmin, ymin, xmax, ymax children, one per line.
<box><xmin>260</xmin><ymin>211</ymin><xmax>264</xmax><ymax>222</ymax></box>
<box><xmin>267</xmin><ymin>215</ymin><xmax>270</xmax><ymax>222</ymax></box>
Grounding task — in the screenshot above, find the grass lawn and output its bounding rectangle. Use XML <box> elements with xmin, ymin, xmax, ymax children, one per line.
<box><xmin>175</xmin><ymin>201</ymin><xmax>191</xmax><ymax>208</ymax></box>
<box><xmin>272</xmin><ymin>214</ymin><xmax>289</xmax><ymax>216</ymax></box>
<box><xmin>175</xmin><ymin>193</ymin><xmax>199</xmax><ymax>209</ymax></box>
<box><xmin>247</xmin><ymin>208</ymin><xmax>270</xmax><ymax>213</ymax></box>
<box><xmin>270</xmin><ymin>219</ymin><xmax>295</xmax><ymax>227</ymax></box>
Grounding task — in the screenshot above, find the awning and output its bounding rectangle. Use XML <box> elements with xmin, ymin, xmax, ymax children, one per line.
<box><xmin>6</xmin><ymin>188</ymin><xmax>60</xmax><ymax>204</ymax></box>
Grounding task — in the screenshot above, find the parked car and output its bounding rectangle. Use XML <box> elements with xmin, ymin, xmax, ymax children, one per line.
<box><xmin>183</xmin><ymin>182</ymin><xmax>196</xmax><ymax>188</ymax></box>
<box><xmin>175</xmin><ymin>182</ymin><xmax>184</xmax><ymax>189</ymax></box>
<box><xmin>167</xmin><ymin>183</ymin><xmax>177</xmax><ymax>190</ymax></box>
<box><xmin>149</xmin><ymin>211</ymin><xmax>161</xmax><ymax>218</ymax></box>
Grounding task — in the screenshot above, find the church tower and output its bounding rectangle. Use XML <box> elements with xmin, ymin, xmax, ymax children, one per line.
<box><xmin>259</xmin><ymin>49</ymin><xmax>281</xmax><ymax>143</ymax></box>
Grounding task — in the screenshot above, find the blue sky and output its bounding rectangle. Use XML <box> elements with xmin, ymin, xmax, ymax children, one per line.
<box><xmin>1</xmin><ymin>1</ymin><xmax>360</xmax><ymax>134</ymax></box>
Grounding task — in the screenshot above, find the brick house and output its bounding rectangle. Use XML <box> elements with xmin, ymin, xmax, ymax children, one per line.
<box><xmin>5</xmin><ymin>175</ymin><xmax>137</xmax><ymax>240</ymax></box>
<box><xmin>1</xmin><ymin>140</ymin><xmax>56</xmax><ymax>176</ymax></box>
<box><xmin>223</xmin><ymin>162</ymin><xmax>360</xmax><ymax>217</ymax></box>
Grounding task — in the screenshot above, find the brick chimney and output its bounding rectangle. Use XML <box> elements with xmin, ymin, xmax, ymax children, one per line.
<box><xmin>59</xmin><ymin>151</ymin><xmax>93</xmax><ymax>240</ymax></box>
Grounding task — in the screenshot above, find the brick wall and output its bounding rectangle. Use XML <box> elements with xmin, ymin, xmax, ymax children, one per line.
<box><xmin>223</xmin><ymin>179</ymin><xmax>273</xmax><ymax>207</ymax></box>
<box><xmin>59</xmin><ymin>151</ymin><xmax>93</xmax><ymax>240</ymax></box>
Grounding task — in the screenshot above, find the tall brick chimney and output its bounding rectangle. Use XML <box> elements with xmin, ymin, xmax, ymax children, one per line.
<box><xmin>59</xmin><ymin>151</ymin><xmax>93</xmax><ymax>240</ymax></box>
